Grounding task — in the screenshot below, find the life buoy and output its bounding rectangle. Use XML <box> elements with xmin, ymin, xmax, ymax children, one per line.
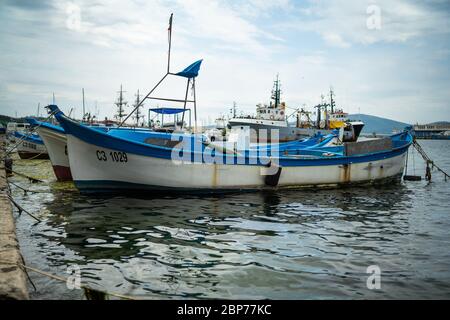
<box><xmin>319</xmin><ymin>120</ymin><xmax>326</xmax><ymax>129</ymax></box>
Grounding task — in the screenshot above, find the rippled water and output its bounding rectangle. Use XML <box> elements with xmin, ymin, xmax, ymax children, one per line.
<box><xmin>9</xmin><ymin>140</ymin><xmax>450</xmax><ymax>299</ymax></box>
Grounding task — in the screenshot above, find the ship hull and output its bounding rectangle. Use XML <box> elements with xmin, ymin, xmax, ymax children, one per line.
<box><xmin>66</xmin><ymin>133</ymin><xmax>408</xmax><ymax>193</ymax></box>
<box><xmin>51</xmin><ymin>109</ymin><xmax>410</xmax><ymax>194</ymax></box>
<box><xmin>15</xmin><ymin>132</ymin><xmax>49</xmax><ymax>160</ymax></box>
<box><xmin>18</xmin><ymin>151</ymin><xmax>49</xmax><ymax>160</ymax></box>
<box><xmin>36</xmin><ymin>126</ymin><xmax>72</xmax><ymax>181</ymax></box>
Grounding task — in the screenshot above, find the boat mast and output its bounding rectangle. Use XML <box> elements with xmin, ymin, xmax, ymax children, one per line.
<box><xmin>329</xmin><ymin>87</ymin><xmax>335</xmax><ymax>113</ymax></box>
<box><xmin>271</xmin><ymin>74</ymin><xmax>281</xmax><ymax>108</ymax></box>
<box><xmin>314</xmin><ymin>94</ymin><xmax>328</xmax><ymax>128</ymax></box>
<box><xmin>118</xmin><ymin>13</ymin><xmax>199</xmax><ymax>133</ymax></box>
<box><xmin>82</xmin><ymin>88</ymin><xmax>86</xmax><ymax>120</ymax></box>
<box><xmin>115</xmin><ymin>84</ymin><xmax>128</xmax><ymax>124</ymax></box>
<box><xmin>133</xmin><ymin>89</ymin><xmax>144</xmax><ymax>126</ymax></box>
<box><xmin>314</xmin><ymin>103</ymin><xmax>322</xmax><ymax>127</ymax></box>
<box><xmin>167</xmin><ymin>13</ymin><xmax>173</xmax><ymax>74</ymax></box>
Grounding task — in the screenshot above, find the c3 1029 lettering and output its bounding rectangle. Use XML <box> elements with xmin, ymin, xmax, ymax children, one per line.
<box><xmin>96</xmin><ymin>150</ymin><xmax>127</xmax><ymax>163</ymax></box>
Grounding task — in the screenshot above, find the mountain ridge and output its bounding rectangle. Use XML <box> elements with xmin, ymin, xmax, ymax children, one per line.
<box><xmin>348</xmin><ymin>114</ymin><xmax>409</xmax><ymax>134</ymax></box>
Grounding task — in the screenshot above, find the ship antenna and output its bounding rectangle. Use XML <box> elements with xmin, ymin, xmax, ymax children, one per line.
<box><xmin>330</xmin><ymin>87</ymin><xmax>335</xmax><ymax>113</ymax></box>
<box><xmin>167</xmin><ymin>13</ymin><xmax>173</xmax><ymax>74</ymax></box>
<box><xmin>271</xmin><ymin>73</ymin><xmax>281</xmax><ymax>108</ymax></box>
<box><xmin>82</xmin><ymin>88</ymin><xmax>85</xmax><ymax>120</ymax></box>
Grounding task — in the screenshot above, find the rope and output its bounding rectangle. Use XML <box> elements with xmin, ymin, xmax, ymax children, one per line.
<box><xmin>0</xmin><ymin>260</ymin><xmax>137</xmax><ymax>300</ymax></box>
<box><xmin>9</xmin><ymin>169</ymin><xmax>43</xmax><ymax>183</ymax></box>
<box><xmin>405</xmin><ymin>148</ymin><xmax>409</xmax><ymax>175</ymax></box>
<box><xmin>413</xmin><ymin>139</ymin><xmax>450</xmax><ymax>181</ymax></box>
<box><xmin>7</xmin><ymin>194</ymin><xmax>42</xmax><ymax>222</ymax></box>
<box><xmin>7</xmin><ymin>180</ymin><xmax>47</xmax><ymax>194</ymax></box>
<box><xmin>22</xmin><ymin>152</ymin><xmax>48</xmax><ymax>161</ymax></box>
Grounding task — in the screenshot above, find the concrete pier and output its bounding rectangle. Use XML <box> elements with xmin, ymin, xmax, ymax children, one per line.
<box><xmin>0</xmin><ymin>134</ymin><xmax>29</xmax><ymax>300</ymax></box>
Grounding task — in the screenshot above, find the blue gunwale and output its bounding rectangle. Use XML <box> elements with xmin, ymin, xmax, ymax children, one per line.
<box><xmin>13</xmin><ymin>131</ymin><xmax>45</xmax><ymax>145</ymax></box>
<box><xmin>26</xmin><ymin>117</ymin><xmax>65</xmax><ymax>134</ymax></box>
<box><xmin>51</xmin><ymin>105</ymin><xmax>412</xmax><ymax>167</ymax></box>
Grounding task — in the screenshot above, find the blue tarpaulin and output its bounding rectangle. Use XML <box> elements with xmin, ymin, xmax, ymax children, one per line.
<box><xmin>150</xmin><ymin>108</ymin><xmax>187</xmax><ymax>115</ymax></box>
<box><xmin>175</xmin><ymin>59</ymin><xmax>203</xmax><ymax>78</ymax></box>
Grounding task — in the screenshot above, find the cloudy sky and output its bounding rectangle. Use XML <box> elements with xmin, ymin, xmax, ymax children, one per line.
<box><xmin>0</xmin><ymin>0</ymin><xmax>449</xmax><ymax>124</ymax></box>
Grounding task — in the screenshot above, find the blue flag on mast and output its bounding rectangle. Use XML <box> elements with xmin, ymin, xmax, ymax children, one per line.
<box><xmin>175</xmin><ymin>59</ymin><xmax>203</xmax><ymax>79</ymax></box>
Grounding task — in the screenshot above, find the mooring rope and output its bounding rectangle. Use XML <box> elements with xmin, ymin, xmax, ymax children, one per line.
<box><xmin>6</xmin><ymin>194</ymin><xmax>42</xmax><ymax>222</ymax></box>
<box><xmin>0</xmin><ymin>260</ymin><xmax>137</xmax><ymax>300</ymax></box>
<box><xmin>413</xmin><ymin>139</ymin><xmax>449</xmax><ymax>181</ymax></box>
<box><xmin>7</xmin><ymin>180</ymin><xmax>48</xmax><ymax>194</ymax></box>
<box><xmin>22</xmin><ymin>152</ymin><xmax>48</xmax><ymax>161</ymax></box>
<box><xmin>8</xmin><ymin>169</ymin><xmax>43</xmax><ymax>183</ymax></box>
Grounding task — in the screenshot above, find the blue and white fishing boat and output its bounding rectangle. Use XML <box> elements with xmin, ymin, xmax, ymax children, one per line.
<box><xmin>48</xmin><ymin>104</ymin><xmax>412</xmax><ymax>193</ymax></box>
<box><xmin>26</xmin><ymin>118</ymin><xmax>72</xmax><ymax>180</ymax></box>
<box><xmin>26</xmin><ymin>115</ymin><xmax>329</xmax><ymax>182</ymax></box>
<box><xmin>26</xmin><ymin>117</ymin><xmax>158</xmax><ymax>181</ymax></box>
<box><xmin>13</xmin><ymin>130</ymin><xmax>49</xmax><ymax>159</ymax></box>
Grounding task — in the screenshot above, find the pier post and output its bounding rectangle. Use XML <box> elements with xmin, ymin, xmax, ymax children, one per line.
<box><xmin>0</xmin><ymin>133</ymin><xmax>29</xmax><ymax>300</ymax></box>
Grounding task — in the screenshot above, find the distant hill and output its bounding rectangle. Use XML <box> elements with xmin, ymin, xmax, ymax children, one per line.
<box><xmin>348</xmin><ymin>114</ymin><xmax>409</xmax><ymax>134</ymax></box>
<box><xmin>0</xmin><ymin>115</ymin><xmax>48</xmax><ymax>127</ymax></box>
<box><xmin>0</xmin><ymin>115</ymin><xmax>15</xmax><ymax>127</ymax></box>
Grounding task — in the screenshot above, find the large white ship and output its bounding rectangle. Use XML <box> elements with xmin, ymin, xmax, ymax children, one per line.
<box><xmin>227</xmin><ymin>76</ymin><xmax>364</xmax><ymax>142</ymax></box>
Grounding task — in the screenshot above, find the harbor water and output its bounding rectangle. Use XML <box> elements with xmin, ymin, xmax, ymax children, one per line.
<box><xmin>9</xmin><ymin>140</ymin><xmax>450</xmax><ymax>299</ymax></box>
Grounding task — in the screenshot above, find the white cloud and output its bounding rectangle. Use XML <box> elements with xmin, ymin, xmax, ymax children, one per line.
<box><xmin>285</xmin><ymin>0</ymin><xmax>450</xmax><ymax>47</ymax></box>
<box><xmin>0</xmin><ymin>0</ymin><xmax>449</xmax><ymax>124</ymax></box>
<box><xmin>322</xmin><ymin>32</ymin><xmax>350</xmax><ymax>48</ymax></box>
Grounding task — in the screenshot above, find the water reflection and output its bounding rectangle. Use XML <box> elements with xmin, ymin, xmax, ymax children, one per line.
<box><xmin>34</xmin><ymin>182</ymin><xmax>415</xmax><ymax>298</ymax></box>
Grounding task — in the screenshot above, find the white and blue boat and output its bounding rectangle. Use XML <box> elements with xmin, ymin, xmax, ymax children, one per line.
<box><xmin>26</xmin><ymin>118</ymin><xmax>72</xmax><ymax>180</ymax></box>
<box><xmin>48</xmin><ymin>104</ymin><xmax>412</xmax><ymax>193</ymax></box>
<box><xmin>13</xmin><ymin>130</ymin><xmax>49</xmax><ymax>160</ymax></box>
<box><xmin>26</xmin><ymin>116</ymin><xmax>329</xmax><ymax>182</ymax></box>
<box><xmin>26</xmin><ymin>117</ymin><xmax>158</xmax><ymax>181</ymax></box>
